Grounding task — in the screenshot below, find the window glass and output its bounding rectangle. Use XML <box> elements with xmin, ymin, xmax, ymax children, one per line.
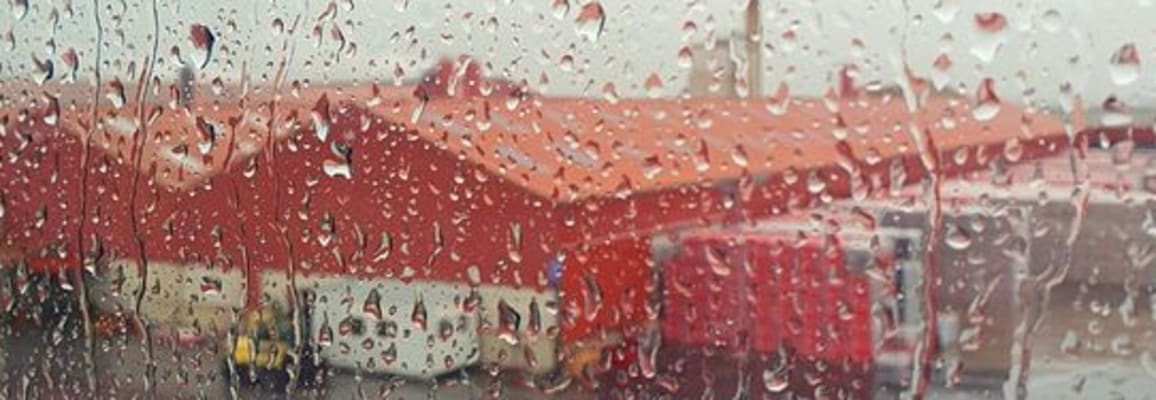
<box><xmin>0</xmin><ymin>1</ymin><xmax>1153</xmax><ymax>399</ymax></box>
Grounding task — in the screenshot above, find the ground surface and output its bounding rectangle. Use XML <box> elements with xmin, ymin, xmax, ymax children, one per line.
<box><xmin>3</xmin><ymin>333</ymin><xmax>1155</xmax><ymax>399</ymax></box>
<box><xmin>3</xmin><ymin>284</ymin><xmax>1156</xmax><ymax>399</ymax></box>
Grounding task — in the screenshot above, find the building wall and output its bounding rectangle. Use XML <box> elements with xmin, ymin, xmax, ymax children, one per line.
<box><xmin>559</xmin><ymin>236</ymin><xmax>655</xmax><ymax>343</ymax></box>
<box><xmin>1</xmin><ymin>97</ymin><xmax>566</xmax><ymax>372</ymax></box>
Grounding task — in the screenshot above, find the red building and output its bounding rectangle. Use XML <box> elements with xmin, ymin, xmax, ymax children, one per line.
<box><xmin>0</xmin><ymin>58</ymin><xmax>1079</xmax><ymax>377</ymax></box>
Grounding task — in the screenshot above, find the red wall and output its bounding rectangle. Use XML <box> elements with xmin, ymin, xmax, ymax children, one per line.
<box><xmin>662</xmin><ymin>232</ymin><xmax>873</xmax><ymax>362</ymax></box>
<box><xmin>558</xmin><ymin>237</ymin><xmax>654</xmax><ymax>342</ymax></box>
<box><xmin>0</xmin><ymin>98</ymin><xmax>558</xmax><ymax>302</ymax></box>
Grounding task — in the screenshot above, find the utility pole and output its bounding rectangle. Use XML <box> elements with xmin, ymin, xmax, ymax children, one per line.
<box><xmin>744</xmin><ymin>0</ymin><xmax>761</xmax><ymax>97</ymax></box>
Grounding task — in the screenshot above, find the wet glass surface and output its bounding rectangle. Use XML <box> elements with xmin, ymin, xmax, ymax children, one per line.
<box><xmin>1</xmin><ymin>1</ymin><xmax>1156</xmax><ymax>399</ymax></box>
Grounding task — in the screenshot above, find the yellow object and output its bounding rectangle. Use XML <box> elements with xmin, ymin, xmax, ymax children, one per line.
<box><xmin>563</xmin><ymin>329</ymin><xmax>636</xmax><ymax>378</ymax></box>
<box><xmin>234</xmin><ymin>337</ymin><xmax>254</xmax><ymax>365</ymax></box>
<box><xmin>565</xmin><ymin>348</ymin><xmax>602</xmax><ymax>377</ymax></box>
<box><xmin>231</xmin><ymin>305</ymin><xmax>290</xmax><ymax>370</ymax></box>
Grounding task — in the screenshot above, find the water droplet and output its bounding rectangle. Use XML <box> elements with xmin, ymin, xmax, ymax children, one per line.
<box><xmin>863</xmin><ymin>148</ymin><xmax>882</xmax><ymax>166</ymax></box>
<box><xmin>11</xmin><ymin>0</ymin><xmax>27</xmax><ymax>20</ymax></box>
<box><xmin>1087</xmin><ymin>319</ymin><xmax>1104</xmax><ymax>335</ymax></box>
<box><xmin>551</xmin><ymin>0</ymin><xmax>569</xmax><ymax>19</ymax></box>
<box><xmin>731</xmin><ymin>145</ymin><xmax>749</xmax><ymax>168</ymax></box>
<box><xmin>705</xmin><ymin>245</ymin><xmax>732</xmax><ymax>277</ymax></box>
<box><xmin>462</xmin><ymin>291</ymin><xmax>481</xmax><ymax>313</ymax></box>
<box><xmin>338</xmin><ymin>316</ymin><xmax>357</xmax><ymax>336</ymax></box>
<box><xmin>781</xmin><ymin>28</ymin><xmax>798</xmax><ymax>52</ymax></box>
<box><xmin>767</xmin><ymin>82</ymin><xmax>791</xmax><ymax>115</ymax></box>
<box><xmin>1060</xmin><ymin>330</ymin><xmax>1081</xmax><ymax>353</ymax></box>
<box><xmin>1141</xmin><ymin>351</ymin><xmax>1156</xmax><ymax>378</ymax></box>
<box><xmin>523</xmin><ymin>346</ymin><xmax>538</xmax><ymax>369</ymax></box>
<box><xmin>1101</xmin><ymin>96</ymin><xmax>1133</xmax><ymax>127</ymax></box>
<box><xmin>656</xmin><ymin>375</ymin><xmax>680</xmax><ymax>393</ymax></box>
<box><xmin>945</xmin><ymin>225</ymin><xmax>973</xmax><ymax>250</ymax></box>
<box><xmin>643</xmin><ymin>155</ymin><xmax>663</xmax><ymax>180</ymax></box>
<box><xmin>382</xmin><ymin>343</ymin><xmax>397</xmax><ymax>364</ymax></box>
<box><xmin>378</xmin><ymin>320</ymin><xmax>398</xmax><ymax>338</ymax></box>
<box><xmin>974</xmin><ymin>12</ymin><xmax>1007</xmax><ymax>33</ymax></box>
<box><xmin>188</xmin><ymin>24</ymin><xmax>216</xmax><ymax>69</ymax></box>
<box><xmin>528</xmin><ymin>298</ymin><xmax>542</xmax><ymax>337</ymax></box>
<box><xmin>937</xmin><ymin>33</ymin><xmax>955</xmax><ymax>51</ymax></box>
<box><xmin>807</xmin><ymin>172</ymin><xmax>827</xmax><ymax>194</ymax></box>
<box><xmin>677</xmin><ymin>46</ymin><xmax>693</xmax><ymax>68</ymax></box>
<box><xmin>61</xmin><ymin>48</ymin><xmax>79</xmax><ymax>81</ymax></box>
<box><xmin>931</xmin><ymin>53</ymin><xmax>953</xmax><ymax>89</ymax></box>
<box><xmin>783</xmin><ymin>167</ymin><xmax>799</xmax><ymax>185</ymax></box>
<box><xmin>312</xmin><ymin>94</ymin><xmax>331</xmax><ymax>141</ymax></box>
<box><xmin>497</xmin><ymin>300</ymin><xmax>521</xmax><ymax>345</ymax></box>
<box><xmin>394</xmin><ymin>0</ymin><xmax>408</xmax><ymax>12</ymax></box>
<box><xmin>206</xmin><ymin>77</ymin><xmax>223</xmax><ymax>97</ymax></box>
<box><xmin>1040</xmin><ymin>9</ymin><xmax>1062</xmax><ymax>33</ymax></box>
<box><xmin>242</xmin><ymin>157</ymin><xmax>259</xmax><ymax>178</ymax></box>
<box><xmin>581</xmin><ymin>273</ymin><xmax>603</xmax><ymax>322</ymax></box>
<box><xmin>601</xmin><ymin>82</ymin><xmax>619</xmax><ymax>103</ymax></box>
<box><xmin>318</xmin><ymin>317</ymin><xmax>334</xmax><ymax>347</ymax></box>
<box><xmin>438</xmin><ymin>319</ymin><xmax>455</xmax><ymax>341</ymax></box>
<box><xmin>559</xmin><ymin>54</ymin><xmax>574</xmax><ymax>72</ymax></box>
<box><xmin>364</xmin><ymin>289</ymin><xmax>382</xmax><ymax>320</ymax></box>
<box><xmin>970</xmin><ymin>13</ymin><xmax>1007</xmax><ymax>64</ymax></box>
<box><xmin>644</xmin><ymin>73</ymin><xmax>663</xmax><ymax>98</ymax></box>
<box><xmin>31</xmin><ymin>55</ymin><xmax>53</xmax><ymax>85</ymax></box>
<box><xmin>932</xmin><ymin>0</ymin><xmax>961</xmax><ymax>23</ymax></box>
<box><xmin>1111</xmin><ymin>334</ymin><xmax>1133</xmax><ymax>356</ymax></box>
<box><xmin>42</xmin><ymin>94</ymin><xmax>59</xmax><ymax>126</ymax></box>
<box><xmin>107</xmin><ymin>80</ymin><xmax>126</xmax><ymax>109</ymax></box>
<box><xmin>681</xmin><ymin>21</ymin><xmax>697</xmax><ymax>38</ymax></box>
<box><xmin>574</xmin><ymin>2</ymin><xmax>605</xmax><ymax>42</ymax></box>
<box><xmin>323</xmin><ymin>160</ymin><xmax>352</xmax><ymax>179</ymax></box>
<box><xmin>972</xmin><ymin>78</ymin><xmax>1001</xmax><ymax>121</ymax></box>
<box><xmin>200</xmin><ymin>276</ymin><xmax>222</xmax><ymax>295</ymax></box>
<box><xmin>411</xmin><ymin>295</ymin><xmax>428</xmax><ymax>330</ymax></box>
<box><xmin>1109</xmin><ymin>43</ymin><xmax>1141</xmax><ymax>86</ymax></box>
<box><xmin>1004</xmin><ymin>137</ymin><xmax>1023</xmax><ymax>162</ymax></box>
<box><xmin>271</xmin><ymin>18</ymin><xmax>285</xmax><ymax>35</ymax></box>
<box><xmin>763</xmin><ymin>368</ymin><xmax>789</xmax><ymax>393</ymax></box>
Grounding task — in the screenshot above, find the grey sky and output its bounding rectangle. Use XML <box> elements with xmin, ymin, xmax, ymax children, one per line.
<box><xmin>5</xmin><ymin>0</ymin><xmax>1156</xmax><ymax>111</ymax></box>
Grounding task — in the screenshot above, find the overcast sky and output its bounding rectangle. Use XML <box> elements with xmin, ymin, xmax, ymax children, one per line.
<box><xmin>5</xmin><ymin>0</ymin><xmax>1156</xmax><ymax>110</ymax></box>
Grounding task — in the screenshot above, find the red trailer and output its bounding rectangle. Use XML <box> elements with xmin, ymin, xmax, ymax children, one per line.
<box><xmin>657</xmin><ymin>220</ymin><xmax>886</xmax><ymax>395</ymax></box>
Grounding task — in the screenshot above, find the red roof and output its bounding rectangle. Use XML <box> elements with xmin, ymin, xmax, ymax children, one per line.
<box><xmin>414</xmin><ymin>93</ymin><xmax>1068</xmax><ymax>201</ymax></box>
<box><xmin>9</xmin><ymin>60</ymin><xmax>1071</xmax><ymax>202</ymax></box>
